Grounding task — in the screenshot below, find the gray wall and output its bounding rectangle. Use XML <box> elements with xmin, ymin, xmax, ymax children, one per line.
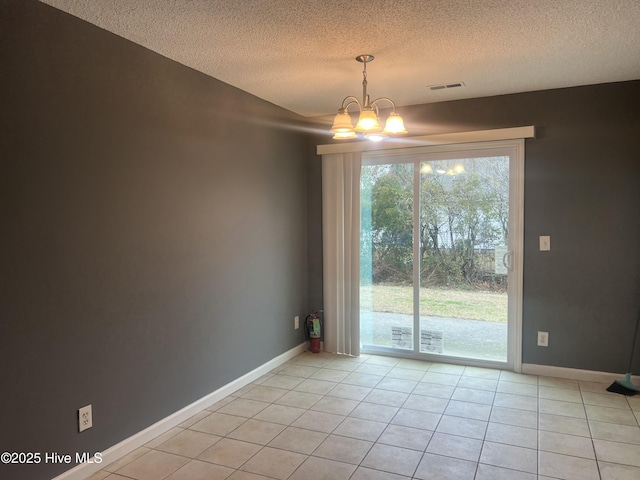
<box><xmin>1</xmin><ymin>2</ymin><xmax>309</xmax><ymax>479</ymax></box>
<box><xmin>310</xmin><ymin>81</ymin><xmax>640</xmax><ymax>373</ymax></box>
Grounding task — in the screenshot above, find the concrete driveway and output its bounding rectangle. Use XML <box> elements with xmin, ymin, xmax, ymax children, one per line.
<box><xmin>360</xmin><ymin>311</ymin><xmax>507</xmax><ymax>361</ymax></box>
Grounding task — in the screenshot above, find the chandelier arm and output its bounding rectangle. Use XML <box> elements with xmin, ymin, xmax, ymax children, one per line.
<box><xmin>370</xmin><ymin>97</ymin><xmax>398</xmax><ymax>112</ymax></box>
<box><xmin>340</xmin><ymin>96</ymin><xmax>363</xmax><ymax>111</ymax></box>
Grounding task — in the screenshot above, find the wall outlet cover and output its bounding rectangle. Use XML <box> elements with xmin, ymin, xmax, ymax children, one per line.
<box><xmin>79</xmin><ymin>404</ymin><xmax>93</xmax><ymax>432</ymax></box>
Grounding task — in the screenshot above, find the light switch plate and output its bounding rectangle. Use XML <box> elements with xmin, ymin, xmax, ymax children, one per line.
<box><xmin>539</xmin><ymin>235</ymin><xmax>551</xmax><ymax>251</ymax></box>
<box><xmin>537</xmin><ymin>331</ymin><xmax>549</xmax><ymax>347</ymax></box>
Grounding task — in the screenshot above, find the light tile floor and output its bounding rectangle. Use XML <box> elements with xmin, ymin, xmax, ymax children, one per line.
<box><xmin>88</xmin><ymin>352</ymin><xmax>640</xmax><ymax>480</ymax></box>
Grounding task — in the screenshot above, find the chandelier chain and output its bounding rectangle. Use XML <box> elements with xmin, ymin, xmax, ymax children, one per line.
<box><xmin>362</xmin><ymin>62</ymin><xmax>368</xmax><ymax>105</ymax></box>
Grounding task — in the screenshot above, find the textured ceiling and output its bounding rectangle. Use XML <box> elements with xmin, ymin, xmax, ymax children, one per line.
<box><xmin>42</xmin><ymin>0</ymin><xmax>640</xmax><ymax>117</ymax></box>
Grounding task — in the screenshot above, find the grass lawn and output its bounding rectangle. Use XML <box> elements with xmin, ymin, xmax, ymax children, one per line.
<box><xmin>361</xmin><ymin>284</ymin><xmax>507</xmax><ymax>322</ymax></box>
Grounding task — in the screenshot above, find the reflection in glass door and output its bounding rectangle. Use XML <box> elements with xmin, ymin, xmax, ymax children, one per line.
<box><xmin>360</xmin><ymin>143</ymin><xmax>523</xmax><ymax>369</ymax></box>
<box><xmin>360</xmin><ymin>162</ymin><xmax>415</xmax><ymax>351</ymax></box>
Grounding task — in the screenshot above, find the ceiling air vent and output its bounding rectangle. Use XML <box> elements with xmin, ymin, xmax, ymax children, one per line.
<box><xmin>429</xmin><ymin>82</ymin><xmax>465</xmax><ymax>91</ymax></box>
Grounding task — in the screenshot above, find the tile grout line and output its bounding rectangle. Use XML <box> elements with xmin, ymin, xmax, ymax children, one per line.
<box><xmin>581</xmin><ymin>382</ymin><xmax>603</xmax><ymax>480</ymax></box>
<box><xmin>97</xmin><ymin>352</ymin><xmax>640</xmax><ymax>480</ymax></box>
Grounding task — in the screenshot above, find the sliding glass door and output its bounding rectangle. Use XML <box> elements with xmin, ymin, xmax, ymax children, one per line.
<box><xmin>360</xmin><ymin>141</ymin><xmax>523</xmax><ymax>369</ymax></box>
<box><xmin>360</xmin><ymin>162</ymin><xmax>415</xmax><ymax>351</ymax></box>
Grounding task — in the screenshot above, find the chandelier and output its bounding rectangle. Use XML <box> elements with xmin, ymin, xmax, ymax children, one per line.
<box><xmin>330</xmin><ymin>54</ymin><xmax>408</xmax><ymax>141</ymax></box>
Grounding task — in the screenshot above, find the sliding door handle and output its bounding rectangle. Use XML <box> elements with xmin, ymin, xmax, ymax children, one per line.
<box><xmin>502</xmin><ymin>251</ymin><xmax>514</xmax><ymax>271</ymax></box>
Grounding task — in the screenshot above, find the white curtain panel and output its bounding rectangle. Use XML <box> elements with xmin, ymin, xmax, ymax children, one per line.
<box><xmin>321</xmin><ymin>152</ymin><xmax>362</xmax><ymax>356</ymax></box>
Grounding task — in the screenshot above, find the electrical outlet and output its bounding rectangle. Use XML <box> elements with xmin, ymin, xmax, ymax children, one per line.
<box><xmin>79</xmin><ymin>404</ymin><xmax>92</xmax><ymax>432</ymax></box>
<box><xmin>294</xmin><ymin>316</ymin><xmax>299</xmax><ymax>330</ymax></box>
<box><xmin>537</xmin><ymin>331</ymin><xmax>549</xmax><ymax>347</ymax></box>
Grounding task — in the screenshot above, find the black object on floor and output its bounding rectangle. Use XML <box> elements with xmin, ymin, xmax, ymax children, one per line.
<box><xmin>607</xmin><ymin>308</ymin><xmax>640</xmax><ymax>396</ymax></box>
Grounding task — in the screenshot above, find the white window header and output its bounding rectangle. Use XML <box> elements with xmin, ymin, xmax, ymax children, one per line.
<box><xmin>317</xmin><ymin>126</ymin><xmax>535</xmax><ymax>156</ymax></box>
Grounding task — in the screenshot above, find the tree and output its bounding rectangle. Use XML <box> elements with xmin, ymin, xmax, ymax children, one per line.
<box><xmin>362</xmin><ymin>156</ymin><xmax>510</xmax><ymax>289</ymax></box>
<box><xmin>369</xmin><ymin>164</ymin><xmax>413</xmax><ymax>283</ymax></box>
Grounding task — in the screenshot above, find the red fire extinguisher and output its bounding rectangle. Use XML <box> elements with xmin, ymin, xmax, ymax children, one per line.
<box><xmin>305</xmin><ymin>310</ymin><xmax>323</xmax><ymax>353</ymax></box>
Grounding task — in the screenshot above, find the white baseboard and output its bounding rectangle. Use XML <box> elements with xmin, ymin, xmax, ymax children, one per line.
<box><xmin>53</xmin><ymin>342</ymin><xmax>307</xmax><ymax>480</ymax></box>
<box><xmin>522</xmin><ymin>363</ymin><xmax>640</xmax><ymax>384</ymax></box>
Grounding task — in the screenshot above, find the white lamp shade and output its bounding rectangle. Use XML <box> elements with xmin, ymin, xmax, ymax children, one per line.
<box><xmin>333</xmin><ymin>131</ymin><xmax>357</xmax><ymax>140</ymax></box>
<box><xmin>382</xmin><ymin>112</ymin><xmax>408</xmax><ymax>135</ymax></box>
<box><xmin>355</xmin><ymin>109</ymin><xmax>381</xmax><ymax>133</ymax></box>
<box><xmin>330</xmin><ymin>110</ymin><xmax>355</xmax><ymax>134</ymax></box>
<box><xmin>364</xmin><ymin>132</ymin><xmax>386</xmax><ymax>142</ymax></box>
